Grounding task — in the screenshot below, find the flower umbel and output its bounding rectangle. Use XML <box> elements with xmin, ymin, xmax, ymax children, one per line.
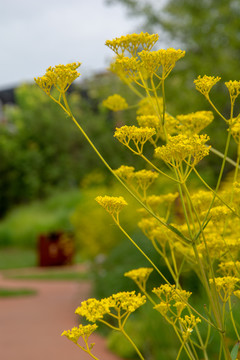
<box><xmin>194</xmin><ymin>75</ymin><xmax>221</xmax><ymax>98</ymax></box>
<box><xmin>139</xmin><ymin>48</ymin><xmax>185</xmax><ymax>79</ymax></box>
<box><xmin>124</xmin><ymin>267</ymin><xmax>153</xmax><ymax>290</ymax></box>
<box><xmin>102</xmin><ymin>94</ymin><xmax>128</xmax><ymax>111</ymax></box>
<box><xmin>35</xmin><ymin>62</ymin><xmax>81</xmax><ymax>95</ymax></box>
<box><xmin>61</xmin><ymin>324</ymin><xmax>98</xmax><ymax>344</ymax></box>
<box><xmin>114</xmin><ymin>125</ymin><xmax>156</xmax><ymax>154</ymax></box>
<box><xmin>154</xmin><ymin>134</ymin><xmax>210</xmax><ymax>167</ymax></box>
<box><xmin>95</xmin><ymin>195</ymin><xmax>128</xmax><ymax>220</ymax></box>
<box><xmin>105</xmin><ymin>32</ymin><xmax>159</xmax><ymax>57</ymax></box>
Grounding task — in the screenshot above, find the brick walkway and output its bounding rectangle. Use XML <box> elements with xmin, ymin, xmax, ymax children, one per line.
<box><xmin>0</xmin><ymin>269</ymin><xmax>122</xmax><ymax>360</ymax></box>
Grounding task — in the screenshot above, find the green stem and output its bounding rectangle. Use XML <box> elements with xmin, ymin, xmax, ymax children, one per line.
<box><xmin>120</xmin><ymin>327</ymin><xmax>145</xmax><ymax>360</ymax></box>
<box><xmin>229</xmin><ymin>298</ymin><xmax>240</xmax><ymax>340</ymax></box>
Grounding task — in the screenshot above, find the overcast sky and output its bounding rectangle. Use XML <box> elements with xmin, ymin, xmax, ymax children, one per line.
<box><xmin>0</xmin><ymin>0</ymin><xmax>141</xmax><ymax>90</ymax></box>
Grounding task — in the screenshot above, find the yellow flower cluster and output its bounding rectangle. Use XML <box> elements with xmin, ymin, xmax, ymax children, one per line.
<box><xmin>139</xmin><ymin>48</ymin><xmax>185</xmax><ymax>78</ymax></box>
<box><xmin>115</xmin><ymin>56</ymin><xmax>141</xmax><ymax>79</ymax></box>
<box><xmin>210</xmin><ymin>276</ymin><xmax>239</xmax><ymax>302</ymax></box>
<box><xmin>105</xmin><ymin>32</ymin><xmax>159</xmax><ymax>57</ymax></box>
<box><xmin>136</xmin><ymin>114</ymin><xmax>178</xmax><ymax>143</ymax></box>
<box><xmin>153</xmin><ymin>284</ymin><xmax>192</xmax><ymax>319</ymax></box>
<box><xmin>137</xmin><ymin>115</ymin><xmax>160</xmax><ymax>129</ymax></box>
<box><xmin>95</xmin><ymin>195</ymin><xmax>128</xmax><ymax>217</ymax></box>
<box><xmin>137</xmin><ymin>97</ymin><xmax>163</xmax><ymax>116</ymax></box>
<box><xmin>134</xmin><ymin>169</ymin><xmax>159</xmax><ymax>191</ymax></box>
<box><xmin>154</xmin><ymin>134</ymin><xmax>210</xmax><ymax>167</ymax></box>
<box><xmin>112</xmin><ymin>291</ymin><xmax>146</xmax><ymax>312</ymax></box>
<box><xmin>218</xmin><ymin>261</ymin><xmax>240</xmax><ymax>276</ymax></box>
<box><xmin>179</xmin><ymin>315</ymin><xmax>201</xmax><ymax>341</ymax></box>
<box><xmin>35</xmin><ymin>62</ymin><xmax>81</xmax><ymax>95</ymax></box>
<box><xmin>231</xmin><ymin>117</ymin><xmax>240</xmax><ymax>145</ymax></box>
<box><xmin>61</xmin><ymin>324</ymin><xmax>98</xmax><ymax>344</ymax></box>
<box><xmin>138</xmin><ymin>217</ymin><xmax>176</xmax><ymax>251</ymax></box>
<box><xmin>225</xmin><ymin>80</ymin><xmax>240</xmax><ymax>103</ymax></box>
<box><xmin>114</xmin><ymin>125</ymin><xmax>156</xmax><ymax>154</ymax></box>
<box><xmin>190</xmin><ymin>190</ymin><xmax>212</xmax><ymax>213</ymax></box>
<box><xmin>146</xmin><ymin>193</ymin><xmax>179</xmax><ymax>207</ymax></box>
<box><xmin>176</xmin><ymin>111</ymin><xmax>214</xmax><ymax>135</ymax></box>
<box><xmin>75</xmin><ymin>292</ymin><xmax>146</xmax><ymax>323</ymax></box>
<box><xmin>207</xmin><ymin>205</ymin><xmax>231</xmax><ymax>224</ymax></box>
<box><xmin>124</xmin><ymin>267</ymin><xmax>153</xmax><ymax>289</ymax></box>
<box><xmin>194</xmin><ymin>75</ymin><xmax>221</xmax><ymax>97</ymax></box>
<box><xmin>75</xmin><ymin>297</ymin><xmax>113</xmax><ymax>322</ymax></box>
<box><xmin>113</xmin><ymin>165</ymin><xmax>135</xmax><ymax>182</ymax></box>
<box><xmin>114</xmin><ymin>166</ymin><xmax>159</xmax><ymax>199</ymax></box>
<box><xmin>102</xmin><ymin>94</ymin><xmax>128</xmax><ymax>111</ymax></box>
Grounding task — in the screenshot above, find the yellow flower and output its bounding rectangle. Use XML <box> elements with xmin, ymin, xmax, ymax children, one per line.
<box><xmin>231</xmin><ymin>117</ymin><xmax>240</xmax><ymax>144</ymax></box>
<box><xmin>194</xmin><ymin>75</ymin><xmax>221</xmax><ymax>97</ymax></box>
<box><xmin>179</xmin><ymin>315</ymin><xmax>201</xmax><ymax>341</ymax></box>
<box><xmin>225</xmin><ymin>80</ymin><xmax>240</xmax><ymax>103</ymax></box>
<box><xmin>176</xmin><ymin>111</ymin><xmax>214</xmax><ymax>135</ymax></box>
<box><xmin>154</xmin><ymin>302</ymin><xmax>169</xmax><ymax>316</ymax></box>
<box><xmin>133</xmin><ymin>169</ymin><xmax>159</xmax><ymax>192</ymax></box>
<box><xmin>137</xmin><ymin>115</ymin><xmax>161</xmax><ymax>129</ymax></box>
<box><xmin>191</xmin><ymin>190</ymin><xmax>212</xmax><ymax>213</ymax></box>
<box><xmin>210</xmin><ymin>276</ymin><xmax>239</xmax><ymax>302</ymax></box>
<box><xmin>146</xmin><ymin>193</ymin><xmax>179</xmax><ymax>208</ymax></box>
<box><xmin>218</xmin><ymin>261</ymin><xmax>240</xmax><ymax>276</ymax></box>
<box><xmin>137</xmin><ymin>96</ymin><xmax>163</xmax><ymax>116</ymax></box>
<box><xmin>139</xmin><ymin>48</ymin><xmax>185</xmax><ymax>78</ymax></box>
<box><xmin>124</xmin><ymin>267</ymin><xmax>153</xmax><ymax>289</ymax></box>
<box><xmin>102</xmin><ymin>94</ymin><xmax>128</xmax><ymax>111</ymax></box>
<box><xmin>105</xmin><ymin>32</ymin><xmax>159</xmax><ymax>57</ymax></box>
<box><xmin>152</xmin><ymin>284</ymin><xmax>192</xmax><ymax>303</ymax></box>
<box><xmin>153</xmin><ymin>284</ymin><xmax>192</xmax><ymax>320</ymax></box>
<box><xmin>35</xmin><ymin>62</ymin><xmax>81</xmax><ymax>95</ymax></box>
<box><xmin>136</xmin><ymin>114</ymin><xmax>177</xmax><ymax>143</ymax></box>
<box><xmin>114</xmin><ymin>125</ymin><xmax>156</xmax><ymax>154</ymax></box>
<box><xmin>154</xmin><ymin>134</ymin><xmax>210</xmax><ymax>167</ymax></box>
<box><xmin>112</xmin><ymin>291</ymin><xmax>146</xmax><ymax>312</ymax></box>
<box><xmin>75</xmin><ymin>292</ymin><xmax>146</xmax><ymax>323</ymax></box>
<box><xmin>95</xmin><ymin>195</ymin><xmax>128</xmax><ymax>217</ymax></box>
<box><xmin>113</xmin><ymin>165</ymin><xmax>135</xmax><ymax>182</ymax></box>
<box><xmin>61</xmin><ymin>324</ymin><xmax>98</xmax><ymax>344</ymax></box>
<box><xmin>115</xmin><ymin>56</ymin><xmax>141</xmax><ymax>80</ymax></box>
<box><xmin>34</xmin><ymin>75</ymin><xmax>53</xmax><ymax>95</ymax></box>
<box><xmin>75</xmin><ymin>298</ymin><xmax>114</xmax><ymax>322</ymax></box>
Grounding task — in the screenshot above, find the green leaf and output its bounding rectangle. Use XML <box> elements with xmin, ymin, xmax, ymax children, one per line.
<box><xmin>230</xmin><ymin>342</ymin><xmax>239</xmax><ymax>360</ymax></box>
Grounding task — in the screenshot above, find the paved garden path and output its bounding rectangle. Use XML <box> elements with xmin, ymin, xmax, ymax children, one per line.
<box><xmin>0</xmin><ymin>266</ymin><xmax>122</xmax><ymax>360</ymax></box>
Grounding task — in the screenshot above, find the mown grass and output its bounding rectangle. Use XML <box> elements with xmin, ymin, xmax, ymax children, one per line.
<box><xmin>0</xmin><ymin>288</ymin><xmax>36</xmax><ymax>297</ymax></box>
<box><xmin>0</xmin><ymin>248</ymin><xmax>37</xmax><ymax>270</ymax></box>
<box><xmin>6</xmin><ymin>271</ymin><xmax>89</xmax><ymax>281</ymax></box>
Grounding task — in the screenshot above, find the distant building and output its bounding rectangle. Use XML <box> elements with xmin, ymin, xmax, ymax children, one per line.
<box><xmin>0</xmin><ymin>87</ymin><xmax>15</xmax><ymax>105</ymax></box>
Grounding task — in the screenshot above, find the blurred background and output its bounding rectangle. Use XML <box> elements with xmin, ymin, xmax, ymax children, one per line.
<box><xmin>1</xmin><ymin>1</ymin><xmax>240</xmax><ymax>359</ymax></box>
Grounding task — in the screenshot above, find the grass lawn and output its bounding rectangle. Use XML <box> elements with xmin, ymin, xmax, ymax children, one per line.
<box><xmin>0</xmin><ymin>288</ymin><xmax>36</xmax><ymax>297</ymax></box>
<box><xmin>6</xmin><ymin>270</ymin><xmax>89</xmax><ymax>281</ymax></box>
<box><xmin>0</xmin><ymin>248</ymin><xmax>37</xmax><ymax>270</ymax></box>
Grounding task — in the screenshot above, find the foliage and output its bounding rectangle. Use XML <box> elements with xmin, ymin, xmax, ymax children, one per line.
<box><xmin>0</xmin><ymin>81</ymin><xmax>137</xmax><ymax>217</ymax></box>
<box><xmin>0</xmin><ymin>189</ymin><xmax>82</xmax><ymax>248</ymax></box>
<box><xmin>71</xmin><ymin>175</ymin><xmax>145</xmax><ymax>259</ymax></box>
